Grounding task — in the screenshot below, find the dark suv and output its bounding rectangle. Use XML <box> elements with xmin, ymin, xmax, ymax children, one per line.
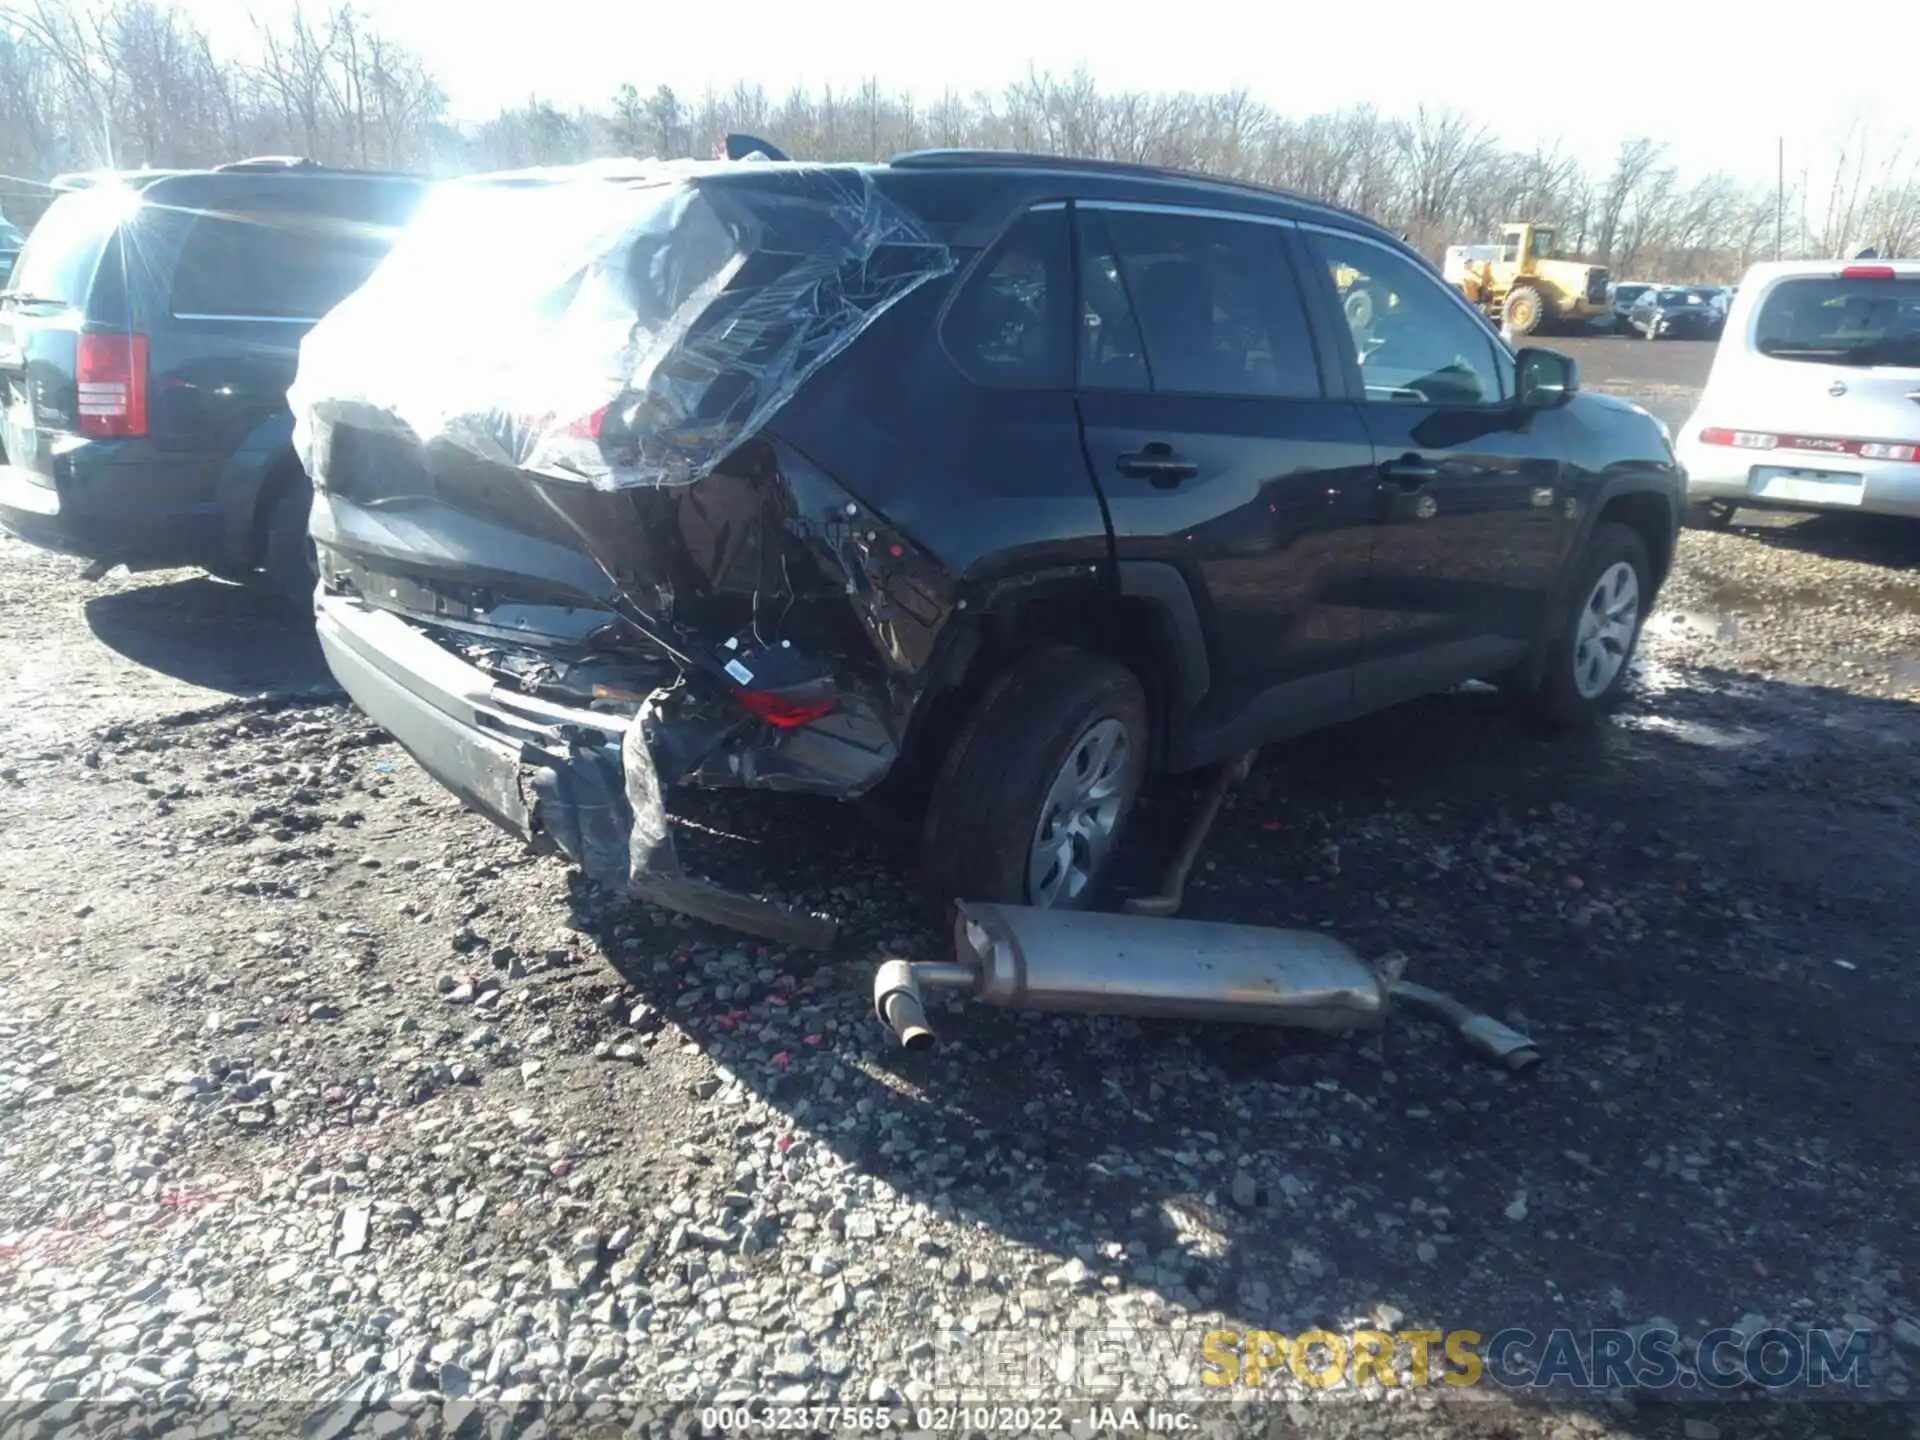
<box><xmin>0</xmin><ymin>160</ymin><xmax>427</xmax><ymax>600</ymax></box>
<box><xmin>300</xmin><ymin>152</ymin><xmax>1683</xmax><ymax>941</ymax></box>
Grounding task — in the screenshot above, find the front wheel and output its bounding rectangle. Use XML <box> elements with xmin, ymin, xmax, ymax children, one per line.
<box><xmin>1520</xmin><ymin>522</ymin><xmax>1652</xmax><ymax>728</ymax></box>
<box><xmin>919</xmin><ymin>647</ymin><xmax>1148</xmax><ymax>918</ymax></box>
<box><xmin>263</xmin><ymin>479</ymin><xmax>319</xmax><ymax>610</ymax></box>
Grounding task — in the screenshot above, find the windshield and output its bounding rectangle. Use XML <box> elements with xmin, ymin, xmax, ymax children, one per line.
<box><xmin>4</xmin><ymin>188</ymin><xmax>127</xmax><ymax>304</ymax></box>
<box><xmin>1754</xmin><ymin>275</ymin><xmax>1920</xmax><ymax>367</ymax></box>
<box><xmin>1616</xmin><ymin>284</ymin><xmax>1648</xmax><ymax>302</ymax></box>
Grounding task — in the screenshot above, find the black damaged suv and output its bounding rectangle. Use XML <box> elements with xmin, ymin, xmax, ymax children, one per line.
<box><xmin>0</xmin><ymin>160</ymin><xmax>426</xmax><ymax>601</ymax></box>
<box><xmin>302</xmin><ymin>152</ymin><xmax>1682</xmax><ymax>940</ymax></box>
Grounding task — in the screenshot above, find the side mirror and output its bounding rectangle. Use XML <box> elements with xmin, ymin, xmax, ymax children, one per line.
<box><xmin>1515</xmin><ymin>347</ymin><xmax>1578</xmax><ymax>409</ymax></box>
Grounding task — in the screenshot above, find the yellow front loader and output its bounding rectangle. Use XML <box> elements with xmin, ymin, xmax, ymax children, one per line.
<box><xmin>1441</xmin><ymin>223</ymin><xmax>1612</xmax><ymax>336</ymax></box>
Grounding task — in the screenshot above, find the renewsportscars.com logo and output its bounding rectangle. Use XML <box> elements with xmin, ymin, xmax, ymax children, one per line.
<box><xmin>940</xmin><ymin>1325</ymin><xmax>1880</xmax><ymax>1400</ymax></box>
<box><xmin>1196</xmin><ymin>1326</ymin><xmax>1874</xmax><ymax>1394</ymax></box>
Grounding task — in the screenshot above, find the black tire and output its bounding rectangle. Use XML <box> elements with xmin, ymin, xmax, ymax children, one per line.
<box><xmin>1686</xmin><ymin>499</ymin><xmax>1737</xmax><ymax>530</ymax></box>
<box><xmin>1344</xmin><ymin>285</ymin><xmax>1378</xmax><ymax>331</ymax></box>
<box><xmin>919</xmin><ymin>646</ymin><xmax>1148</xmax><ymax>918</ymax></box>
<box><xmin>1504</xmin><ymin>285</ymin><xmax>1546</xmax><ymax>336</ymax></box>
<box><xmin>1520</xmin><ymin>521</ymin><xmax>1652</xmax><ymax>729</ymax></box>
<box><xmin>263</xmin><ymin>478</ymin><xmax>318</xmax><ymax>610</ymax></box>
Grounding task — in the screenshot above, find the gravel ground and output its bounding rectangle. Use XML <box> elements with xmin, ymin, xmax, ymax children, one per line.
<box><xmin>1</xmin><ymin>339</ymin><xmax>1917</xmax><ymax>1439</ymax></box>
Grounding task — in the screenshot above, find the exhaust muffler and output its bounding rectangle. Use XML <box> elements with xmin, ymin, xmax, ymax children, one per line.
<box><xmin>874</xmin><ymin>901</ymin><xmax>1539</xmax><ymax>1072</ymax></box>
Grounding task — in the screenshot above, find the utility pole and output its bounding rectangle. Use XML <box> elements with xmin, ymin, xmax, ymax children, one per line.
<box><xmin>1775</xmin><ymin>137</ymin><xmax>1785</xmax><ymax>261</ymax></box>
<box><xmin>1800</xmin><ymin>166</ymin><xmax>1809</xmax><ymax>257</ymax></box>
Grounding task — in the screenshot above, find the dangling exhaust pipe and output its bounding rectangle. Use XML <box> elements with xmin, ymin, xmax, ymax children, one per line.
<box><xmin>875</xmin><ymin>901</ymin><xmax>1389</xmax><ymax>1040</ymax></box>
<box><xmin>873</xmin><ymin>902</ymin><xmax>1539</xmax><ymax>1072</ymax></box>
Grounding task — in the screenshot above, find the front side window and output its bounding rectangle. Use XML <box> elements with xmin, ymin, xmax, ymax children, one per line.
<box><xmin>1308</xmin><ymin>230</ymin><xmax>1506</xmax><ymax>406</ymax></box>
<box><xmin>1754</xmin><ymin>275</ymin><xmax>1920</xmax><ymax>368</ymax></box>
<box><xmin>1078</xmin><ymin>208</ymin><xmax>1322</xmax><ymax>399</ymax></box>
<box><xmin>1530</xmin><ymin>230</ymin><xmax>1557</xmax><ymax>260</ymax></box>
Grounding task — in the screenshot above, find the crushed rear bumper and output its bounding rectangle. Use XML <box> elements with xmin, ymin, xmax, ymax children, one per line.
<box><xmin>315</xmin><ymin>592</ymin><xmax>836</xmax><ymax>948</ymax></box>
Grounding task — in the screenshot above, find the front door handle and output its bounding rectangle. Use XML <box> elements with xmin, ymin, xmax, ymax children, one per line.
<box><xmin>1117</xmin><ymin>442</ymin><xmax>1199</xmax><ymax>488</ymax></box>
<box><xmin>1379</xmin><ymin>456</ymin><xmax>1439</xmax><ymax>489</ymax></box>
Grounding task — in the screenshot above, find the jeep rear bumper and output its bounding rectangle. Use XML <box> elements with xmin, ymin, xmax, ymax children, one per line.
<box><xmin>315</xmin><ymin>592</ymin><xmax>836</xmax><ymax>948</ymax></box>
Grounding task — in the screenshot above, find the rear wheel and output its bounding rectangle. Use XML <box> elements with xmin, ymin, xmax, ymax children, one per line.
<box><xmin>919</xmin><ymin>647</ymin><xmax>1148</xmax><ymax>917</ymax></box>
<box><xmin>1519</xmin><ymin>522</ymin><xmax>1652</xmax><ymax>728</ymax></box>
<box><xmin>263</xmin><ymin>479</ymin><xmax>318</xmax><ymax>610</ymax></box>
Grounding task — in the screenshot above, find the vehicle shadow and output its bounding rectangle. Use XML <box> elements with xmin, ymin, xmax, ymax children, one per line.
<box><xmin>1732</xmin><ymin>511</ymin><xmax>1920</xmax><ymax>568</ymax></box>
<box><xmin>565</xmin><ymin>660</ymin><xmax>1920</xmax><ymax>1426</ymax></box>
<box><xmin>82</xmin><ymin>576</ymin><xmax>337</xmax><ymax>698</ymax></box>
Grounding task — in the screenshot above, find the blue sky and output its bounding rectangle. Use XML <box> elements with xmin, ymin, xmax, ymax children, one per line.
<box><xmin>191</xmin><ymin>0</ymin><xmax>1917</xmax><ymax>187</ymax></box>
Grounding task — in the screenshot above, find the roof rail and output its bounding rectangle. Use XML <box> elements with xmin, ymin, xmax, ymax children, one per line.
<box><xmin>48</xmin><ymin>168</ymin><xmax>188</xmax><ymax>192</ymax></box>
<box><xmin>213</xmin><ymin>155</ymin><xmax>321</xmax><ymax>172</ymax></box>
<box><xmin>885</xmin><ymin>148</ymin><xmax>1381</xmax><ymax>231</ymax></box>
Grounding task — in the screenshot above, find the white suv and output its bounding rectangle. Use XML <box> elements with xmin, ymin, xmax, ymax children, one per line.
<box><xmin>1677</xmin><ymin>259</ymin><xmax>1920</xmax><ymax>524</ymax></box>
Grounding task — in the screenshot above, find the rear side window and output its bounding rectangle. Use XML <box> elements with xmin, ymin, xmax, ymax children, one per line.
<box><xmin>168</xmin><ymin>198</ymin><xmax>405</xmax><ymax>321</ymax></box>
<box><xmin>1753</xmin><ymin>276</ymin><xmax>1920</xmax><ymax>368</ymax></box>
<box><xmin>1082</xmin><ymin>208</ymin><xmax>1323</xmax><ymax>399</ymax></box>
<box><xmin>941</xmin><ymin>209</ymin><xmax>1072</xmax><ymax>388</ymax></box>
<box><xmin>6</xmin><ymin>189</ymin><xmax>123</xmax><ymax>309</ymax></box>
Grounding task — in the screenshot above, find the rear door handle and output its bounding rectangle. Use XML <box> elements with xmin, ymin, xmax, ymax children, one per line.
<box><xmin>1379</xmin><ymin>456</ymin><xmax>1439</xmax><ymax>489</ymax></box>
<box><xmin>1117</xmin><ymin>442</ymin><xmax>1199</xmax><ymax>488</ymax></box>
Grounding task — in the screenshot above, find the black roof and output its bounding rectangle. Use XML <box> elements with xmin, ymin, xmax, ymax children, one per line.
<box><xmin>884</xmin><ymin>148</ymin><xmax>1395</xmax><ymax>244</ymax></box>
<box><xmin>51</xmin><ymin>158</ymin><xmax>423</xmax><ymax>193</ymax></box>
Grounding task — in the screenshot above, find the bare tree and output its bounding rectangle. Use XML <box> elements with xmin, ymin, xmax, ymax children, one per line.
<box><xmin>10</xmin><ymin>0</ymin><xmax>1913</xmax><ymax>271</ymax></box>
<box><xmin>1593</xmin><ymin>137</ymin><xmax>1666</xmax><ymax>269</ymax></box>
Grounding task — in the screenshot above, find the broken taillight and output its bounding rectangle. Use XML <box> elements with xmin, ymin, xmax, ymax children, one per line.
<box><xmin>733</xmin><ymin>689</ymin><xmax>836</xmax><ymax>729</ymax></box>
<box><xmin>74</xmin><ymin>332</ymin><xmax>149</xmax><ymax>438</ymax></box>
<box><xmin>565</xmin><ymin>405</ymin><xmax>608</xmax><ymax>439</ymax></box>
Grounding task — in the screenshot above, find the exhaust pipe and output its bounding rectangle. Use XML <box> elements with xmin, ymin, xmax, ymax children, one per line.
<box><xmin>873</xmin><ymin>902</ymin><xmax>1539</xmax><ymax>1073</ymax></box>
<box><xmin>1387</xmin><ymin>980</ymin><xmax>1542</xmax><ymax>1073</ymax></box>
<box><xmin>873</xmin><ymin>902</ymin><xmax>1389</xmax><ymax>1044</ymax></box>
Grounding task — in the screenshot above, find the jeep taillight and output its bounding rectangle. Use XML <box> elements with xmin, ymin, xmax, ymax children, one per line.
<box><xmin>74</xmin><ymin>332</ymin><xmax>148</xmax><ymax>438</ymax></box>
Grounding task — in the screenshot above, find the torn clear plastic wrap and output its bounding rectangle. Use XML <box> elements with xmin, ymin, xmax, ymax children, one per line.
<box><xmin>290</xmin><ymin>158</ymin><xmax>955</xmax><ymax>492</ymax></box>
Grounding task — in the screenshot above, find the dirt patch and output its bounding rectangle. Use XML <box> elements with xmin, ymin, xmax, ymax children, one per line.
<box><xmin>0</xmin><ymin>337</ymin><xmax>1915</xmax><ymax>1436</ymax></box>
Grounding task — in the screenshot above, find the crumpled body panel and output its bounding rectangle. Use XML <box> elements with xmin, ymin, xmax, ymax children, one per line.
<box><xmin>290</xmin><ymin>158</ymin><xmax>954</xmax><ymax>494</ymax></box>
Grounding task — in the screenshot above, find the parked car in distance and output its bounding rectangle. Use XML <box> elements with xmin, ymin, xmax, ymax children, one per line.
<box><xmin>1610</xmin><ymin>280</ymin><xmax>1658</xmax><ymax>333</ymax></box>
<box><xmin>0</xmin><ymin>159</ymin><xmax>428</xmax><ymax>601</ymax></box>
<box><xmin>1681</xmin><ymin>285</ymin><xmax>1731</xmax><ymax>322</ymax></box>
<box><xmin>298</xmin><ymin>151</ymin><xmax>1685</xmax><ymax>935</ymax></box>
<box><xmin>1678</xmin><ymin>258</ymin><xmax>1920</xmax><ymax>525</ymax></box>
<box><xmin>0</xmin><ymin>216</ymin><xmax>23</xmax><ymax>287</ymax></box>
<box><xmin>1627</xmin><ymin>286</ymin><xmax>1722</xmax><ymax>340</ymax></box>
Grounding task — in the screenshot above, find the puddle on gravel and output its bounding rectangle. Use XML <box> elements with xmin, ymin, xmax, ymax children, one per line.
<box><xmin>1647</xmin><ymin>609</ymin><xmax>1743</xmax><ymax>644</ymax></box>
<box><xmin>1616</xmin><ymin>711</ymin><xmax>1771</xmax><ymax>749</ymax></box>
